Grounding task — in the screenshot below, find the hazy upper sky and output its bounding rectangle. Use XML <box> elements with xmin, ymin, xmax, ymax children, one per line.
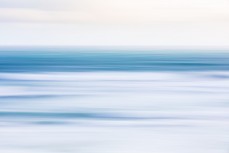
<box><xmin>0</xmin><ymin>0</ymin><xmax>229</xmax><ymax>48</ymax></box>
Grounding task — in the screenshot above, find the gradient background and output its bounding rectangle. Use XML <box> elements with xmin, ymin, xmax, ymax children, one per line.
<box><xmin>0</xmin><ymin>1</ymin><xmax>229</xmax><ymax>153</ymax></box>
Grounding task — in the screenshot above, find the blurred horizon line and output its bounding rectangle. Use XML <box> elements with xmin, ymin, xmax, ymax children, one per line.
<box><xmin>0</xmin><ymin>45</ymin><xmax>229</xmax><ymax>52</ymax></box>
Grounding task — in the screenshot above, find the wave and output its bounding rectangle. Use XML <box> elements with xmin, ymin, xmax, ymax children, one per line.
<box><xmin>0</xmin><ymin>51</ymin><xmax>229</xmax><ymax>72</ymax></box>
<box><xmin>0</xmin><ymin>71</ymin><xmax>228</xmax><ymax>126</ymax></box>
<box><xmin>0</xmin><ymin>67</ymin><xmax>229</xmax><ymax>152</ymax></box>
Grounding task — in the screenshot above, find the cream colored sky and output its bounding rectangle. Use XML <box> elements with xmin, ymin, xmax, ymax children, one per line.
<box><xmin>0</xmin><ymin>0</ymin><xmax>229</xmax><ymax>23</ymax></box>
<box><xmin>0</xmin><ymin>0</ymin><xmax>229</xmax><ymax>47</ymax></box>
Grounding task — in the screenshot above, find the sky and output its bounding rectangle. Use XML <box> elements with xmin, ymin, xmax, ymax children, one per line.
<box><xmin>0</xmin><ymin>0</ymin><xmax>229</xmax><ymax>48</ymax></box>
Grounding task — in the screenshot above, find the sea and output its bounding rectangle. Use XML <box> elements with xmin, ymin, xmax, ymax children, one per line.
<box><xmin>0</xmin><ymin>48</ymin><xmax>228</xmax><ymax>153</ymax></box>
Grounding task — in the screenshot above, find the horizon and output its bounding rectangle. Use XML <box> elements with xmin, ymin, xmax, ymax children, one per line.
<box><xmin>0</xmin><ymin>1</ymin><xmax>229</xmax><ymax>153</ymax></box>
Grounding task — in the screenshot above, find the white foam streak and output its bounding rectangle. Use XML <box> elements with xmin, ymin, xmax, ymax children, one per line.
<box><xmin>0</xmin><ymin>71</ymin><xmax>228</xmax><ymax>153</ymax></box>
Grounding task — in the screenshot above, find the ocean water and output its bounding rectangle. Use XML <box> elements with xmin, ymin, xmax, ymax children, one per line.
<box><xmin>0</xmin><ymin>49</ymin><xmax>229</xmax><ymax>153</ymax></box>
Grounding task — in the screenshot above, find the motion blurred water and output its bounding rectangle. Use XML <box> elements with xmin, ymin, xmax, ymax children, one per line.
<box><xmin>0</xmin><ymin>49</ymin><xmax>228</xmax><ymax>153</ymax></box>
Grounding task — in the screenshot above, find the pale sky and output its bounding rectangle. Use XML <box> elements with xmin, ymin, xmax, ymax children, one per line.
<box><xmin>0</xmin><ymin>0</ymin><xmax>229</xmax><ymax>48</ymax></box>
